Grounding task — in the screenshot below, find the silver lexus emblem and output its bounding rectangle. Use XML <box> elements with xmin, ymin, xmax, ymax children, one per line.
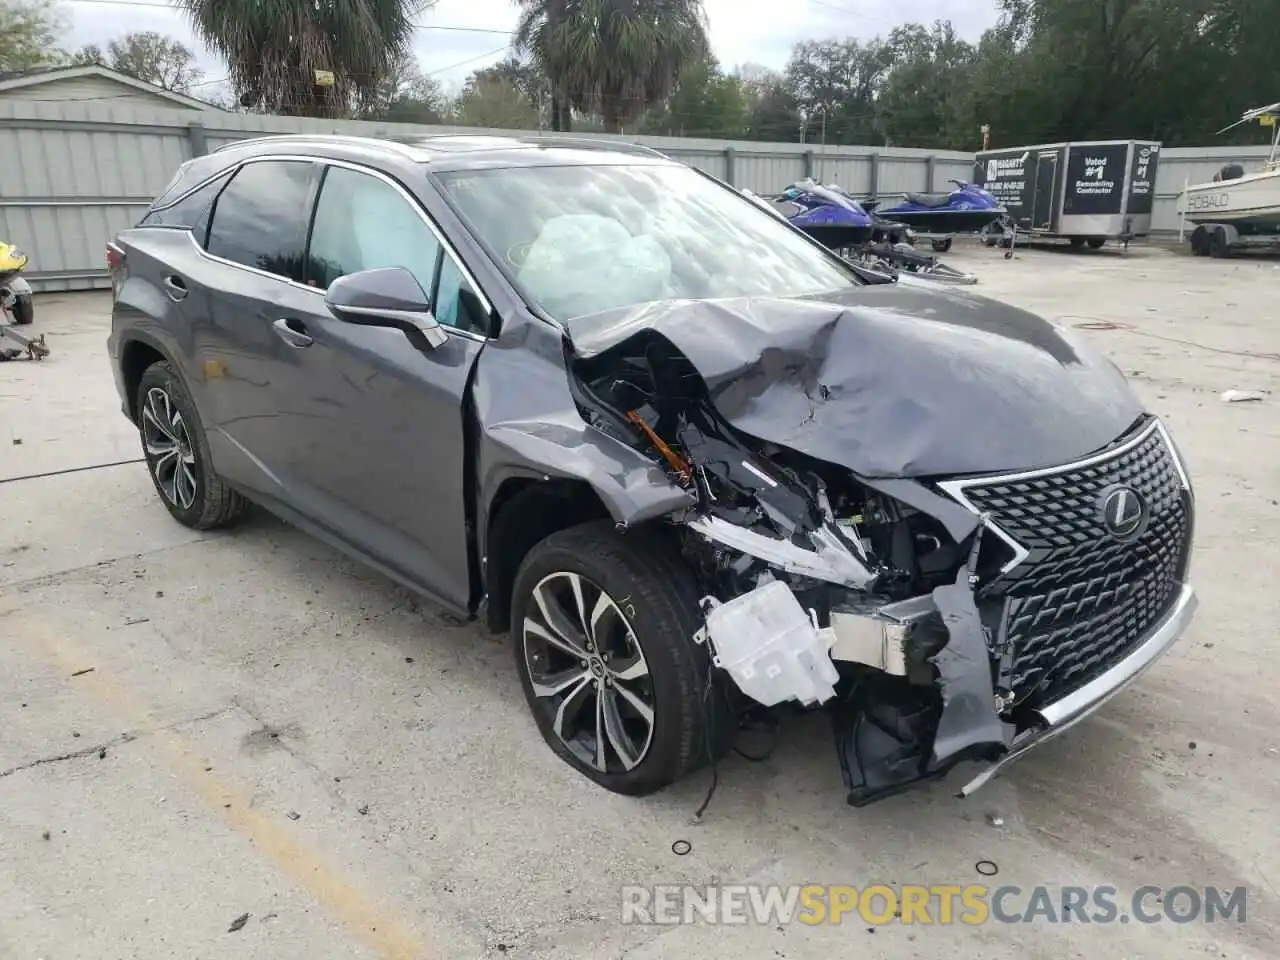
<box><xmin>1101</xmin><ymin>486</ymin><xmax>1146</xmax><ymax>538</ymax></box>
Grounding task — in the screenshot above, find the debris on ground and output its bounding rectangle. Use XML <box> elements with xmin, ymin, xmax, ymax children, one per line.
<box><xmin>70</xmin><ymin>667</ymin><xmax>95</xmax><ymax>678</ymax></box>
<box><xmin>124</xmin><ymin>617</ymin><xmax>150</xmax><ymax>626</ymax></box>
<box><xmin>357</xmin><ymin>805</ymin><xmax>369</xmax><ymax>816</ymax></box>
<box><xmin>286</xmin><ymin>811</ymin><xmax>301</xmax><ymax>821</ymax></box>
<box><xmin>227</xmin><ymin>913</ymin><xmax>250</xmax><ymax>933</ymax></box>
<box><xmin>987</xmin><ymin>813</ymin><xmax>1005</xmax><ymax>828</ymax></box>
<box><xmin>1221</xmin><ymin>389</ymin><xmax>1264</xmax><ymax>403</ymax></box>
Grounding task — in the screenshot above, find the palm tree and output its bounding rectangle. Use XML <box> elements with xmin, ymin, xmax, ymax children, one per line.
<box><xmin>514</xmin><ymin>0</ymin><xmax>709</xmax><ymax>134</ymax></box>
<box><xmin>177</xmin><ymin>0</ymin><xmax>429</xmax><ymax>119</ymax></box>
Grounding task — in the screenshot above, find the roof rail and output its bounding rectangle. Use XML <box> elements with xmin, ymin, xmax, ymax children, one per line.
<box><xmin>516</xmin><ymin>135</ymin><xmax>671</xmax><ymax>159</ymax></box>
<box><xmin>212</xmin><ymin>133</ymin><xmax>423</xmax><ymax>158</ymax></box>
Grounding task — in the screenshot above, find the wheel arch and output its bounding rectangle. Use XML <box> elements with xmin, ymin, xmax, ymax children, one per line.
<box><xmin>119</xmin><ymin>332</ymin><xmax>178</xmax><ymax>424</ymax></box>
<box><xmin>483</xmin><ymin>476</ymin><xmax>615</xmax><ymax>632</ymax></box>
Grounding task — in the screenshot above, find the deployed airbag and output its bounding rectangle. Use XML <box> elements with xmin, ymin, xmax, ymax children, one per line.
<box><xmin>518</xmin><ymin>214</ymin><xmax>672</xmax><ymax>319</ymax></box>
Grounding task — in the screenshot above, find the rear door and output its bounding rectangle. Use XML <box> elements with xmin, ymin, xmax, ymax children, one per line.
<box><xmin>185</xmin><ymin>158</ymin><xmax>322</xmax><ymax>500</ymax></box>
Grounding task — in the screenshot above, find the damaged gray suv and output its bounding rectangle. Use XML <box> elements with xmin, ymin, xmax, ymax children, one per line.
<box><xmin>107</xmin><ymin>134</ymin><xmax>1197</xmax><ymax>805</ymax></box>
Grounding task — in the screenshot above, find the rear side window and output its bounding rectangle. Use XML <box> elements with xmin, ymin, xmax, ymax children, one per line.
<box><xmin>206</xmin><ymin>160</ymin><xmax>315</xmax><ymax>282</ymax></box>
<box><xmin>139</xmin><ymin>170</ymin><xmax>232</xmax><ymax>234</ymax></box>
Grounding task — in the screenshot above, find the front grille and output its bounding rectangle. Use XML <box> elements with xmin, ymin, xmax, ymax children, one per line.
<box><xmin>955</xmin><ymin>421</ymin><xmax>1192</xmax><ymax>706</ymax></box>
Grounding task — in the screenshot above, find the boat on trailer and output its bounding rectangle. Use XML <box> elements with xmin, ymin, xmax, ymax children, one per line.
<box><xmin>1178</xmin><ymin>101</ymin><xmax>1280</xmax><ymax>256</ymax></box>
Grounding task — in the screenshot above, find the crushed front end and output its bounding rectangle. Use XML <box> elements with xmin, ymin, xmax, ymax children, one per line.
<box><xmin>569</xmin><ymin>323</ymin><xmax>1197</xmax><ymax>806</ymax></box>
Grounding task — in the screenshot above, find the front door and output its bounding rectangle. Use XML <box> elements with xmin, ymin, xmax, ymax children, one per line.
<box><xmin>1033</xmin><ymin>154</ymin><xmax>1058</xmax><ymax>230</ymax></box>
<box><xmin>266</xmin><ymin>163</ymin><xmax>493</xmax><ymax>611</ymax></box>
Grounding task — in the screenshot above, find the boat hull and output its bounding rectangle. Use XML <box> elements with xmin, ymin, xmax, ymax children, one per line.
<box><xmin>1178</xmin><ymin>170</ymin><xmax>1280</xmax><ymax>233</ymax></box>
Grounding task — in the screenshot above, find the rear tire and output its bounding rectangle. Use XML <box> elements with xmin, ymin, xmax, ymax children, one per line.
<box><xmin>1087</xmin><ymin>238</ymin><xmax>1106</xmax><ymax>250</ymax></box>
<box><xmin>930</xmin><ymin>237</ymin><xmax>952</xmax><ymax>253</ymax></box>
<box><xmin>512</xmin><ymin>521</ymin><xmax>731</xmax><ymax>796</ymax></box>
<box><xmin>1068</xmin><ymin>237</ymin><xmax>1086</xmax><ymax>250</ymax></box>
<box><xmin>10</xmin><ymin>293</ymin><xmax>33</xmax><ymax>325</ymax></box>
<box><xmin>136</xmin><ymin>361</ymin><xmax>250</xmax><ymax>530</ymax></box>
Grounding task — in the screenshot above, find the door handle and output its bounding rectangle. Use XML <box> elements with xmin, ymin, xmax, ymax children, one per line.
<box><xmin>162</xmin><ymin>275</ymin><xmax>188</xmax><ymax>301</ymax></box>
<box><xmin>272</xmin><ymin>317</ymin><xmax>313</xmax><ymax>348</ymax></box>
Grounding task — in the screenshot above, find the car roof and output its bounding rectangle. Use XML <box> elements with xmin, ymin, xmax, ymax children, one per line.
<box><xmin>210</xmin><ymin>133</ymin><xmax>675</xmax><ymax>172</ymax></box>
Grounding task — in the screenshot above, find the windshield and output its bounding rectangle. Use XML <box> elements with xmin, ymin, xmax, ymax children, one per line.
<box><xmin>435</xmin><ymin>162</ymin><xmax>861</xmax><ymax>323</ymax></box>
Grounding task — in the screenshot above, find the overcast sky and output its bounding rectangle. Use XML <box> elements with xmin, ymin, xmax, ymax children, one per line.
<box><xmin>63</xmin><ymin>0</ymin><xmax>1002</xmax><ymax>98</ymax></box>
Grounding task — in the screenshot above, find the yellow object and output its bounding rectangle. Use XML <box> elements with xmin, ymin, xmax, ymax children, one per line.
<box><xmin>1259</xmin><ymin>114</ymin><xmax>1275</xmax><ymax>127</ymax></box>
<box><xmin>313</xmin><ymin>69</ymin><xmax>335</xmax><ymax>87</ymax></box>
<box><xmin>0</xmin><ymin>241</ymin><xmax>28</xmax><ymax>273</ymax></box>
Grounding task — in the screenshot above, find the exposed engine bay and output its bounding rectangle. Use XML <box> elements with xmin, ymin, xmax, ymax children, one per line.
<box><xmin>568</xmin><ymin>326</ymin><xmax>1019</xmax><ymax>805</ymax></box>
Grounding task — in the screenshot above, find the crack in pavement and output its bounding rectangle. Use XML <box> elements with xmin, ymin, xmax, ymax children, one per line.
<box><xmin>0</xmin><ymin>536</ymin><xmax>210</xmax><ymax>593</ymax></box>
<box><xmin>0</xmin><ymin>706</ymin><xmax>234</xmax><ymax>780</ymax></box>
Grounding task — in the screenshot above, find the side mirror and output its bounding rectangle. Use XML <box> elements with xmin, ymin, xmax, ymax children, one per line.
<box><xmin>324</xmin><ymin>266</ymin><xmax>448</xmax><ymax>350</ymax></box>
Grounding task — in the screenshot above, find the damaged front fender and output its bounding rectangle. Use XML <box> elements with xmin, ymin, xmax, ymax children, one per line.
<box><xmin>471</xmin><ymin>319</ymin><xmax>696</xmax><ymax>536</ymax></box>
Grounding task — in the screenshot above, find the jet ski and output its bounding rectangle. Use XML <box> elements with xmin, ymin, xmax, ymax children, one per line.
<box><xmin>867</xmin><ymin>179</ymin><xmax>1006</xmax><ymax>235</ymax></box>
<box><xmin>769</xmin><ymin>180</ymin><xmax>875</xmax><ymax>248</ymax></box>
<box><xmin>819</xmin><ymin>183</ymin><xmax>914</xmax><ymax>245</ymax></box>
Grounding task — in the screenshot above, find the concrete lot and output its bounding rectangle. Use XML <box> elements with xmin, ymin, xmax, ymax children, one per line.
<box><xmin>1</xmin><ymin>242</ymin><xmax>1277</xmax><ymax>959</ymax></box>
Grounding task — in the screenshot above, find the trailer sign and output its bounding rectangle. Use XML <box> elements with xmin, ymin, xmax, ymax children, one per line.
<box><xmin>979</xmin><ymin>154</ymin><xmax>1029</xmax><ymax>210</ymax></box>
<box><xmin>1076</xmin><ymin>156</ymin><xmax>1116</xmax><ymax>194</ymax></box>
<box><xmin>1064</xmin><ymin>143</ymin><xmax>1128</xmax><ymax>215</ymax></box>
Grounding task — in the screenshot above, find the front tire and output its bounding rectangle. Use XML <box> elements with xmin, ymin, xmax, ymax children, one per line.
<box><xmin>136</xmin><ymin>361</ymin><xmax>249</xmax><ymax>530</ymax></box>
<box><xmin>512</xmin><ymin>522</ymin><xmax>729</xmax><ymax>796</ymax></box>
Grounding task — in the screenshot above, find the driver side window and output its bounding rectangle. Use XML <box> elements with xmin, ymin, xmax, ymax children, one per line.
<box><xmin>308</xmin><ymin>166</ymin><xmax>440</xmax><ymax>293</ymax></box>
<box><xmin>308</xmin><ymin>165</ymin><xmax>488</xmax><ymax>336</ymax></box>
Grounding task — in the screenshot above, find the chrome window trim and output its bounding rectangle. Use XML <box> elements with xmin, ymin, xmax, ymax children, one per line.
<box><xmin>183</xmin><ymin>153</ymin><xmax>493</xmax><ymax>343</ymax></box>
<box><xmin>936</xmin><ymin>417</ymin><xmax>1173</xmax><ymax>576</ymax></box>
<box><xmin>149</xmin><ymin>166</ymin><xmax>234</xmax><ymax>212</ymax></box>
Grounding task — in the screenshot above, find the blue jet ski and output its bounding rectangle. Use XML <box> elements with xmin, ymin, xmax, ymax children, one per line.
<box><xmin>769</xmin><ymin>180</ymin><xmax>875</xmax><ymax>249</ymax></box>
<box><xmin>866</xmin><ymin>179</ymin><xmax>1006</xmax><ymax>235</ymax></box>
<box><xmin>770</xmin><ymin>180</ymin><xmax>913</xmax><ymax>249</ymax></box>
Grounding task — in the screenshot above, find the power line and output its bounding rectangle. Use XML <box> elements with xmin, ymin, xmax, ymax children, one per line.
<box><xmin>426</xmin><ymin>45</ymin><xmax>510</xmax><ymax>76</ymax></box>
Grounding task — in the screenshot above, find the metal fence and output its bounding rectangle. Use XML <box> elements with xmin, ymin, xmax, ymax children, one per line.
<box><xmin>0</xmin><ymin>100</ymin><xmax>974</xmax><ymax>292</ymax></box>
<box><xmin>0</xmin><ymin>99</ymin><xmax>1272</xmax><ymax>292</ymax></box>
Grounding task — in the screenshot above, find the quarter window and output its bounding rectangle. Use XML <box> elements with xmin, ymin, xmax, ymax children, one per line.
<box><xmin>205</xmin><ymin>160</ymin><xmax>315</xmax><ymax>282</ymax></box>
<box><xmin>434</xmin><ymin>253</ymin><xmax>487</xmax><ymax>335</ymax></box>
<box><xmin>140</xmin><ymin>169</ymin><xmax>232</xmax><ymax>240</ymax></box>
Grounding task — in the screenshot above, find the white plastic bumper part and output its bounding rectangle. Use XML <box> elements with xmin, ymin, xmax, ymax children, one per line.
<box><xmin>700</xmin><ymin>580</ymin><xmax>840</xmax><ymax>708</ymax></box>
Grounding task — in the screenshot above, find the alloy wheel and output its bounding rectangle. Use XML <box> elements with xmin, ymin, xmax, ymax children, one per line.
<box><xmin>522</xmin><ymin>572</ymin><xmax>656</xmax><ymax>773</ymax></box>
<box><xmin>141</xmin><ymin>386</ymin><xmax>198</xmax><ymax>510</ymax></box>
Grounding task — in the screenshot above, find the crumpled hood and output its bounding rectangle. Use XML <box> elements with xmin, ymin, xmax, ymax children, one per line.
<box><xmin>568</xmin><ymin>282</ymin><xmax>1145</xmax><ymax>478</ymax></box>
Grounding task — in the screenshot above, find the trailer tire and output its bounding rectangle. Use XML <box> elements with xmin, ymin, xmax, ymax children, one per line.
<box><xmin>1068</xmin><ymin>237</ymin><xmax>1086</xmax><ymax>250</ymax></box>
<box><xmin>930</xmin><ymin>237</ymin><xmax>952</xmax><ymax>253</ymax></box>
<box><xmin>1209</xmin><ymin>228</ymin><xmax>1229</xmax><ymax>258</ymax></box>
<box><xmin>10</xmin><ymin>293</ymin><xmax>33</xmax><ymax>325</ymax></box>
<box><xmin>1087</xmin><ymin>238</ymin><xmax>1106</xmax><ymax>250</ymax></box>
